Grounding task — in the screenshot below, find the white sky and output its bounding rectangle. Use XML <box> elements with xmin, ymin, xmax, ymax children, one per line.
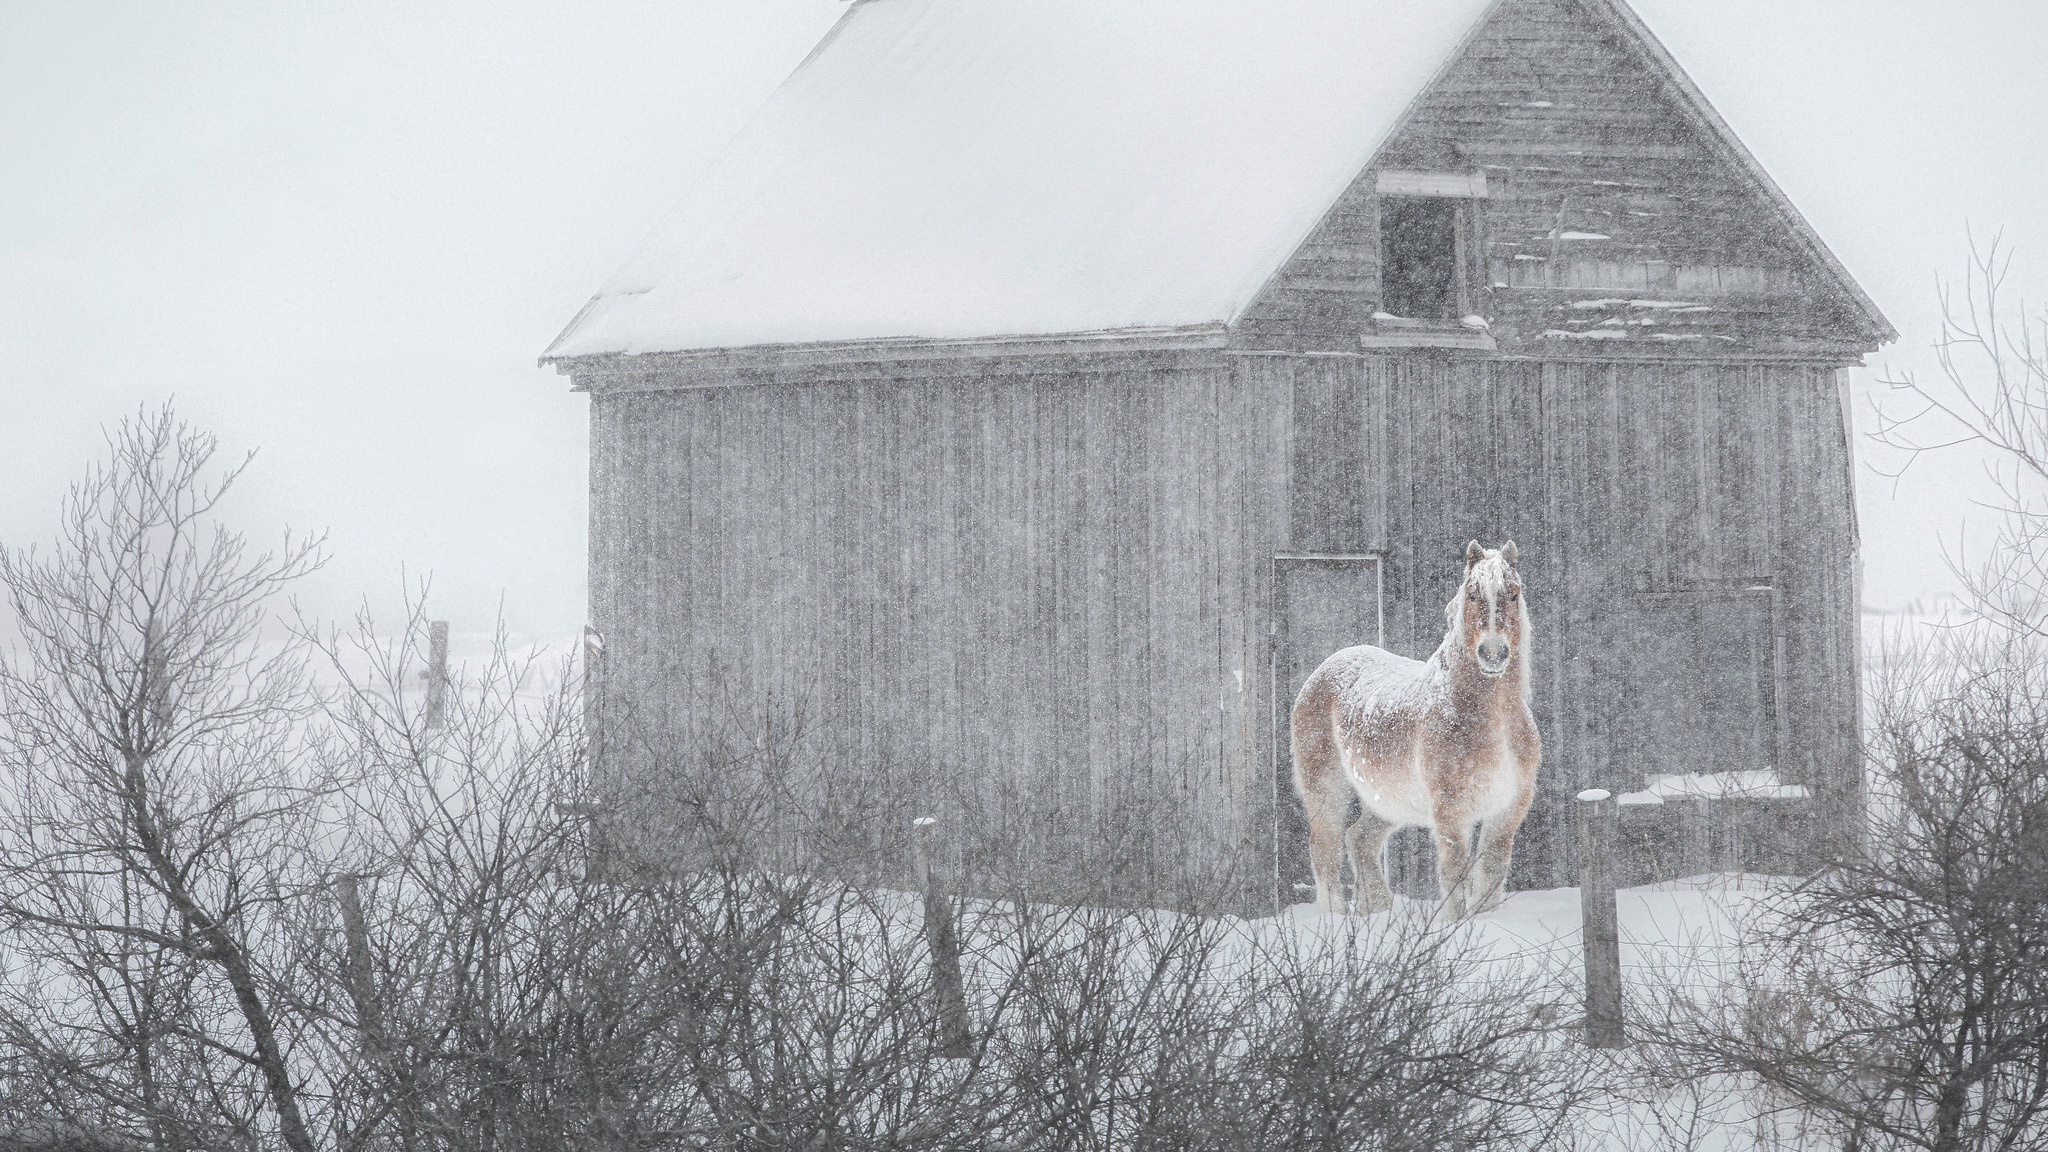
<box><xmin>2</xmin><ymin>0</ymin><xmax>2045</xmax><ymax>647</ymax></box>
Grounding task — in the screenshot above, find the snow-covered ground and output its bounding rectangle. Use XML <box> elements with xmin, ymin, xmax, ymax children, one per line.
<box><xmin>1271</xmin><ymin>875</ymin><xmax>1796</xmax><ymax>1152</ymax></box>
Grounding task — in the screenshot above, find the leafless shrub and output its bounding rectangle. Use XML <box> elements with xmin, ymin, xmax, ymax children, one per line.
<box><xmin>1231</xmin><ymin>922</ymin><xmax>1580</xmax><ymax>1152</ymax></box>
<box><xmin>1873</xmin><ymin>234</ymin><xmax>2048</xmax><ymax>638</ymax></box>
<box><xmin>1650</xmin><ymin>624</ymin><xmax>2048</xmax><ymax>1152</ymax></box>
<box><xmin>0</xmin><ymin>405</ymin><xmax>329</xmax><ymax>1152</ymax></box>
<box><xmin>0</xmin><ymin>408</ymin><xmax>1586</xmax><ymax>1151</ymax></box>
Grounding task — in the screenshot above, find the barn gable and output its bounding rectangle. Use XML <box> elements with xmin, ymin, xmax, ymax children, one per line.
<box><xmin>1237</xmin><ymin>0</ymin><xmax>1894</xmax><ymax>360</ymax></box>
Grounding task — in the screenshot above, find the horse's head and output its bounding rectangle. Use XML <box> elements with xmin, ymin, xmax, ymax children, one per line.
<box><xmin>1449</xmin><ymin>540</ymin><xmax>1527</xmax><ymax>681</ymax></box>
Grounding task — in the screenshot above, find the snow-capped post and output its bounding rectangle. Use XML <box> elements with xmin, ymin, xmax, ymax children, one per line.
<box><xmin>1577</xmin><ymin>788</ymin><xmax>1624</xmax><ymax>1047</ymax></box>
<box><xmin>913</xmin><ymin>816</ymin><xmax>972</xmax><ymax>1057</ymax></box>
<box><xmin>331</xmin><ymin>875</ymin><xmax>384</xmax><ymax>1043</ymax></box>
<box><xmin>423</xmin><ymin>620</ymin><xmax>450</xmax><ymax>729</ymax></box>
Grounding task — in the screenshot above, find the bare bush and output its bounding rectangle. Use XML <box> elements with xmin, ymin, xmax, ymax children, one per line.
<box><xmin>1873</xmin><ymin>235</ymin><xmax>2048</xmax><ymax>637</ymax></box>
<box><xmin>1653</xmin><ymin>625</ymin><xmax>2048</xmax><ymax>1152</ymax></box>
<box><xmin>0</xmin><ymin>407</ymin><xmax>1586</xmax><ymax>1151</ymax></box>
<box><xmin>0</xmin><ymin>406</ymin><xmax>327</xmax><ymax>1152</ymax></box>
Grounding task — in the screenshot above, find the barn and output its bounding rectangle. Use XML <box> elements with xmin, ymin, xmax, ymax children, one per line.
<box><xmin>544</xmin><ymin>0</ymin><xmax>1893</xmax><ymax>912</ymax></box>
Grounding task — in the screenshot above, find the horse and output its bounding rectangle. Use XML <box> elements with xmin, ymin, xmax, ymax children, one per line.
<box><xmin>1290</xmin><ymin>541</ymin><xmax>1540</xmax><ymax>919</ymax></box>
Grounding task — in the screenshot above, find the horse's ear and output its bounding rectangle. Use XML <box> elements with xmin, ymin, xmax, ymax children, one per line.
<box><xmin>1466</xmin><ymin>540</ymin><xmax>1484</xmax><ymax>571</ymax></box>
<box><xmin>1502</xmin><ymin>540</ymin><xmax>1519</xmax><ymax>569</ymax></box>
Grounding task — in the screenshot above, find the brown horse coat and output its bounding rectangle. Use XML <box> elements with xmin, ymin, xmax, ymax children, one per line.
<box><xmin>1290</xmin><ymin>542</ymin><xmax>1540</xmax><ymax>918</ymax></box>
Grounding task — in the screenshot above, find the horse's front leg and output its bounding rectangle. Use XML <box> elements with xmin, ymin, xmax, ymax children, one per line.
<box><xmin>1431</xmin><ymin>817</ymin><xmax>1477</xmax><ymax>921</ymax></box>
<box><xmin>1344</xmin><ymin>810</ymin><xmax>1399</xmax><ymax>914</ymax></box>
<box><xmin>1472</xmin><ymin>756</ymin><xmax>1539</xmax><ymax>915</ymax></box>
<box><xmin>1470</xmin><ymin>797</ymin><xmax>1531</xmax><ymax>915</ymax></box>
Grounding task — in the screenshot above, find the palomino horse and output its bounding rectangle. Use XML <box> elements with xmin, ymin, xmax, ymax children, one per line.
<box><xmin>1291</xmin><ymin>541</ymin><xmax>1540</xmax><ymax>918</ymax></box>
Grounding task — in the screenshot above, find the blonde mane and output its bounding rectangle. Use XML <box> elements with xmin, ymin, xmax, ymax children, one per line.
<box><xmin>1443</xmin><ymin>548</ymin><xmax>1533</xmax><ymax>702</ymax></box>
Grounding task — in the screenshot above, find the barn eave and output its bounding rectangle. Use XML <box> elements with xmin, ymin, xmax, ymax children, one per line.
<box><xmin>545</xmin><ymin>323</ymin><xmax>1234</xmax><ymax>392</ymax></box>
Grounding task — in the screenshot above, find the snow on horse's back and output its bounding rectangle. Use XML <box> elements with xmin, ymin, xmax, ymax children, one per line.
<box><xmin>1290</xmin><ymin>541</ymin><xmax>1541</xmax><ymax>920</ymax></box>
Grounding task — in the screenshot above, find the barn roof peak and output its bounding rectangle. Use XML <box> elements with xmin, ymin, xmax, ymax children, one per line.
<box><xmin>545</xmin><ymin>0</ymin><xmax>1889</xmax><ymax>362</ymax></box>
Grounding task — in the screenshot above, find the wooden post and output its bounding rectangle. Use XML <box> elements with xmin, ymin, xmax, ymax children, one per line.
<box><xmin>1577</xmin><ymin>788</ymin><xmax>1625</xmax><ymax>1048</ymax></box>
<box><xmin>332</xmin><ymin>876</ymin><xmax>384</xmax><ymax>1040</ymax></box>
<box><xmin>913</xmin><ymin>816</ymin><xmax>972</xmax><ymax>1057</ymax></box>
<box><xmin>581</xmin><ymin>626</ymin><xmax>605</xmax><ymax>776</ymax></box>
<box><xmin>423</xmin><ymin>621</ymin><xmax>449</xmax><ymax>729</ymax></box>
<box><xmin>143</xmin><ymin>616</ymin><xmax>173</xmax><ymax>733</ymax></box>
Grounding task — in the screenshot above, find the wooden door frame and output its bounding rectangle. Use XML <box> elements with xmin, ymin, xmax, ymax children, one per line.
<box><xmin>1268</xmin><ymin>552</ymin><xmax>1386</xmax><ymax>909</ymax></box>
<box><xmin>1632</xmin><ymin>577</ymin><xmax>1784</xmax><ymax>782</ymax></box>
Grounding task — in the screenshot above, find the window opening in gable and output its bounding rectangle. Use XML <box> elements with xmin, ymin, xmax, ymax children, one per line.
<box><xmin>1379</xmin><ymin>197</ymin><xmax>1465</xmax><ymax>321</ymax></box>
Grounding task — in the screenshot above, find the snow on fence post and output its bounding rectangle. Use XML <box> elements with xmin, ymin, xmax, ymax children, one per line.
<box><xmin>913</xmin><ymin>816</ymin><xmax>973</xmax><ymax>1057</ymax></box>
<box><xmin>1577</xmin><ymin>788</ymin><xmax>1625</xmax><ymax>1048</ymax></box>
<box><xmin>423</xmin><ymin>620</ymin><xmax>450</xmax><ymax>729</ymax></box>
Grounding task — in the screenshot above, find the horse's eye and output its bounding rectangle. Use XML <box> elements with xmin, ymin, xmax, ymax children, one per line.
<box><xmin>1466</xmin><ymin>590</ymin><xmax>1479</xmax><ymax>601</ymax></box>
<box><xmin>1509</xmin><ymin>587</ymin><xmax>1520</xmax><ymax>600</ymax></box>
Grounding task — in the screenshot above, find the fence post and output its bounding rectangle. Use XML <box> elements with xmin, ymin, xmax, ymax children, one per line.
<box><xmin>1577</xmin><ymin>788</ymin><xmax>1625</xmax><ymax>1048</ymax></box>
<box><xmin>423</xmin><ymin>621</ymin><xmax>449</xmax><ymax>729</ymax></box>
<box><xmin>554</xmin><ymin>801</ymin><xmax>609</xmax><ymax>885</ymax></box>
<box><xmin>143</xmin><ymin>616</ymin><xmax>173</xmax><ymax>732</ymax></box>
<box><xmin>332</xmin><ymin>876</ymin><xmax>385</xmax><ymax>1043</ymax></box>
<box><xmin>913</xmin><ymin>816</ymin><xmax>973</xmax><ymax>1057</ymax></box>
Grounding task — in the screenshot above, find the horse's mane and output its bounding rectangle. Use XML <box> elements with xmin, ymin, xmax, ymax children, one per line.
<box><xmin>1440</xmin><ymin>550</ymin><xmax>1534</xmax><ymax>703</ymax></box>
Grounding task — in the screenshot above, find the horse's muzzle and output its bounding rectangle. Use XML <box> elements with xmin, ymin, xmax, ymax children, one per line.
<box><xmin>1477</xmin><ymin>637</ymin><xmax>1511</xmax><ymax>677</ymax></box>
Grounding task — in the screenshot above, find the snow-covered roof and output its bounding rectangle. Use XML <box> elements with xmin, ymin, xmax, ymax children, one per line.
<box><xmin>546</xmin><ymin>0</ymin><xmax>1497</xmax><ymax>358</ymax></box>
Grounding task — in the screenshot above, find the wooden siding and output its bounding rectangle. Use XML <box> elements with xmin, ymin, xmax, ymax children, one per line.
<box><xmin>1238</xmin><ymin>0</ymin><xmax>1881</xmax><ymax>358</ymax></box>
<box><xmin>587</xmin><ymin>357</ymin><xmax>1290</xmax><ymax>910</ymax></box>
<box><xmin>1244</xmin><ymin>353</ymin><xmax>1863</xmax><ymax>890</ymax></box>
<box><xmin>587</xmin><ymin>347</ymin><xmax>1862</xmax><ymax>907</ymax></box>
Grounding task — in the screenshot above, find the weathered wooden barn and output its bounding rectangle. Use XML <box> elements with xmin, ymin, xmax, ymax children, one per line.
<box><xmin>545</xmin><ymin>0</ymin><xmax>1893</xmax><ymax>911</ymax></box>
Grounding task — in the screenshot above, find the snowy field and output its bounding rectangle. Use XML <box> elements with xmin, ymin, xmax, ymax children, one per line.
<box><xmin>1267</xmin><ymin>875</ymin><xmax>1803</xmax><ymax>1152</ymax></box>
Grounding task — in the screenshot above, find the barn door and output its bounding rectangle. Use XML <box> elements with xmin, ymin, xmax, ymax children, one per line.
<box><xmin>1272</xmin><ymin>555</ymin><xmax>1385</xmax><ymax>907</ymax></box>
<box><xmin>1629</xmin><ymin>585</ymin><xmax>1780</xmax><ymax>783</ymax></box>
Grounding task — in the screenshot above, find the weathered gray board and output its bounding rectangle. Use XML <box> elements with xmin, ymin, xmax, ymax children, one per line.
<box><xmin>585</xmin><ymin>348</ymin><xmax>1860</xmax><ymax>912</ymax></box>
<box><xmin>1244</xmin><ymin>353</ymin><xmax>1859</xmax><ymax>902</ymax></box>
<box><xmin>589</xmin><ymin>353</ymin><xmax>1281</xmax><ymax>907</ymax></box>
<box><xmin>1239</xmin><ymin>0</ymin><xmax>1889</xmax><ymax>360</ymax></box>
<box><xmin>1272</xmin><ymin>554</ymin><xmax>1398</xmax><ymax>902</ymax></box>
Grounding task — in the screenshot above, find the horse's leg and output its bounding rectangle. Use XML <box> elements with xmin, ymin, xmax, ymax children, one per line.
<box><xmin>1302</xmin><ymin>779</ymin><xmax>1351</xmax><ymax>913</ymax></box>
<box><xmin>1431</xmin><ymin>816</ymin><xmax>1478</xmax><ymax>921</ymax></box>
<box><xmin>1472</xmin><ymin>786</ymin><xmax>1536</xmax><ymax>915</ymax></box>
<box><xmin>1292</xmin><ymin>681</ymin><xmax>1351</xmax><ymax>914</ymax></box>
<box><xmin>1343</xmin><ymin>810</ymin><xmax>1398</xmax><ymax>913</ymax></box>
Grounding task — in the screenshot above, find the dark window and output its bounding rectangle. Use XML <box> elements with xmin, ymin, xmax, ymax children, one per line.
<box><xmin>1379</xmin><ymin>197</ymin><xmax>1462</xmax><ymax>320</ymax></box>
